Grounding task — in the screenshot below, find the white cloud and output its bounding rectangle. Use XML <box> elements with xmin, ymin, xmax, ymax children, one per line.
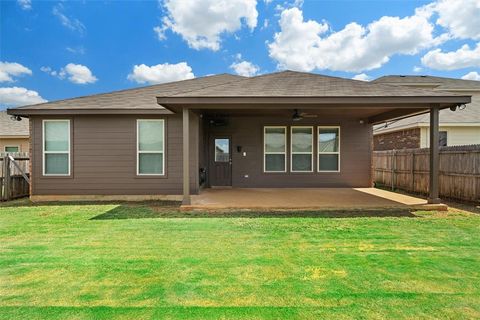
<box><xmin>268</xmin><ymin>6</ymin><xmax>443</xmax><ymax>73</ymax></box>
<box><xmin>0</xmin><ymin>87</ymin><xmax>47</xmax><ymax>107</ymax></box>
<box><xmin>62</xmin><ymin>63</ymin><xmax>97</xmax><ymax>84</ymax></box>
<box><xmin>434</xmin><ymin>0</ymin><xmax>480</xmax><ymax>40</ymax></box>
<box><xmin>413</xmin><ymin>66</ymin><xmax>423</xmax><ymax>72</ymax></box>
<box><xmin>66</xmin><ymin>46</ymin><xmax>86</xmax><ymax>55</ymax></box>
<box><xmin>0</xmin><ymin>62</ymin><xmax>32</xmax><ymax>82</ymax></box>
<box><xmin>17</xmin><ymin>0</ymin><xmax>31</xmax><ymax>10</ymax></box>
<box><xmin>40</xmin><ymin>66</ymin><xmax>57</xmax><ymax>77</ymax></box>
<box><xmin>127</xmin><ymin>62</ymin><xmax>195</xmax><ymax>84</ymax></box>
<box><xmin>41</xmin><ymin>64</ymin><xmax>97</xmax><ymax>84</ymax></box>
<box><xmin>153</xmin><ymin>26</ymin><xmax>167</xmax><ymax>41</ymax></box>
<box><xmin>421</xmin><ymin>43</ymin><xmax>480</xmax><ymax>70</ymax></box>
<box><xmin>230</xmin><ymin>60</ymin><xmax>259</xmax><ymax>77</ymax></box>
<box><xmin>52</xmin><ymin>3</ymin><xmax>86</xmax><ymax>34</ymax></box>
<box><xmin>461</xmin><ymin>71</ymin><xmax>480</xmax><ymax>81</ymax></box>
<box><xmin>262</xmin><ymin>19</ymin><xmax>269</xmax><ymax>29</ymax></box>
<box><xmin>352</xmin><ymin>73</ymin><xmax>371</xmax><ymax>81</ymax></box>
<box><xmin>155</xmin><ymin>0</ymin><xmax>258</xmax><ymax>51</ymax></box>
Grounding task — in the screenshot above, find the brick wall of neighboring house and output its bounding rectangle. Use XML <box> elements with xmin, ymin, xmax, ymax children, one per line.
<box><xmin>373</xmin><ymin>128</ymin><xmax>421</xmax><ymax>151</ymax></box>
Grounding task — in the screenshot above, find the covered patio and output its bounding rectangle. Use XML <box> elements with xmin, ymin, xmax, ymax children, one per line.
<box><xmin>155</xmin><ymin>71</ymin><xmax>471</xmax><ymax>208</ymax></box>
<box><xmin>184</xmin><ymin>188</ymin><xmax>447</xmax><ymax>211</ymax></box>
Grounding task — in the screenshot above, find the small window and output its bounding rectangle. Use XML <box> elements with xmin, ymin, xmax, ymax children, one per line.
<box><xmin>215</xmin><ymin>138</ymin><xmax>230</xmax><ymax>162</ymax></box>
<box><xmin>4</xmin><ymin>146</ymin><xmax>19</xmax><ymax>153</ymax></box>
<box><xmin>137</xmin><ymin>119</ymin><xmax>165</xmax><ymax>175</ymax></box>
<box><xmin>318</xmin><ymin>127</ymin><xmax>340</xmax><ymax>172</ymax></box>
<box><xmin>264</xmin><ymin>126</ymin><xmax>286</xmax><ymax>172</ymax></box>
<box><xmin>291</xmin><ymin>127</ymin><xmax>313</xmax><ymax>172</ymax></box>
<box><xmin>439</xmin><ymin>131</ymin><xmax>447</xmax><ymax>147</ymax></box>
<box><xmin>43</xmin><ymin>120</ymin><xmax>70</xmax><ymax>176</ymax></box>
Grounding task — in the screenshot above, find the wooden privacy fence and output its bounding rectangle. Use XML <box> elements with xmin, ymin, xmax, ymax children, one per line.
<box><xmin>0</xmin><ymin>152</ymin><xmax>30</xmax><ymax>201</ymax></box>
<box><xmin>373</xmin><ymin>145</ymin><xmax>480</xmax><ymax>203</ymax></box>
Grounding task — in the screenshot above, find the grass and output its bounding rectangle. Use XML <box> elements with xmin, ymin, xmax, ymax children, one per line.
<box><xmin>1</xmin><ymin>200</ymin><xmax>479</xmax><ymax>319</ymax></box>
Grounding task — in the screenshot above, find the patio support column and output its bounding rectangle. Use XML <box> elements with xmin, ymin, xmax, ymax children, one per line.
<box><xmin>428</xmin><ymin>104</ymin><xmax>441</xmax><ymax>204</ymax></box>
<box><xmin>182</xmin><ymin>107</ymin><xmax>191</xmax><ymax>205</ymax></box>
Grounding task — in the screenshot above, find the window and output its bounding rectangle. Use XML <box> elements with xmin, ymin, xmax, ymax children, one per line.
<box><xmin>291</xmin><ymin>126</ymin><xmax>313</xmax><ymax>172</ymax></box>
<box><xmin>215</xmin><ymin>138</ymin><xmax>230</xmax><ymax>162</ymax></box>
<box><xmin>439</xmin><ymin>131</ymin><xmax>447</xmax><ymax>147</ymax></box>
<box><xmin>4</xmin><ymin>146</ymin><xmax>19</xmax><ymax>153</ymax></box>
<box><xmin>264</xmin><ymin>126</ymin><xmax>286</xmax><ymax>172</ymax></box>
<box><xmin>318</xmin><ymin>127</ymin><xmax>340</xmax><ymax>172</ymax></box>
<box><xmin>43</xmin><ymin>120</ymin><xmax>70</xmax><ymax>176</ymax></box>
<box><xmin>137</xmin><ymin>119</ymin><xmax>165</xmax><ymax>175</ymax></box>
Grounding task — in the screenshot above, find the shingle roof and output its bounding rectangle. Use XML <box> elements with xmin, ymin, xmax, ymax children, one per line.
<box><xmin>163</xmin><ymin>71</ymin><xmax>461</xmax><ymax>97</ymax></box>
<box><xmin>373</xmin><ymin>75</ymin><xmax>480</xmax><ymax>91</ymax></box>
<box><xmin>373</xmin><ymin>75</ymin><xmax>480</xmax><ymax>133</ymax></box>
<box><xmin>8</xmin><ymin>71</ymin><xmax>470</xmax><ymax>119</ymax></box>
<box><xmin>0</xmin><ymin>111</ymin><xmax>29</xmax><ymax>136</ymax></box>
<box><xmin>11</xmin><ymin>74</ymin><xmax>244</xmax><ymax>111</ymax></box>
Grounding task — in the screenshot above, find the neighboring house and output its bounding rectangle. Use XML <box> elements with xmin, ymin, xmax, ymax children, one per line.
<box><xmin>372</xmin><ymin>76</ymin><xmax>480</xmax><ymax>151</ymax></box>
<box><xmin>0</xmin><ymin>111</ymin><xmax>29</xmax><ymax>153</ymax></box>
<box><xmin>7</xmin><ymin>71</ymin><xmax>470</xmax><ymax>204</ymax></box>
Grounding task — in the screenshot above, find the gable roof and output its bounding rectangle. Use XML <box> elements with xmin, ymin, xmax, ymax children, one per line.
<box><xmin>373</xmin><ymin>75</ymin><xmax>480</xmax><ymax>134</ymax></box>
<box><xmin>9</xmin><ymin>74</ymin><xmax>244</xmax><ymax>114</ymax></box>
<box><xmin>0</xmin><ymin>111</ymin><xmax>29</xmax><ymax>136</ymax></box>
<box><xmin>161</xmin><ymin>71</ymin><xmax>462</xmax><ymax>98</ymax></box>
<box><xmin>373</xmin><ymin>75</ymin><xmax>480</xmax><ymax>91</ymax></box>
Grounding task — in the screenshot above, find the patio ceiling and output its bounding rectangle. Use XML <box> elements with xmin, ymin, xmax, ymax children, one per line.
<box><xmin>194</xmin><ymin>106</ymin><xmax>430</xmax><ymax>125</ymax></box>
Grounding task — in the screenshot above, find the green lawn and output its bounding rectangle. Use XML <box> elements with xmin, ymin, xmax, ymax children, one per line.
<box><xmin>1</xmin><ymin>200</ymin><xmax>479</xmax><ymax>319</ymax></box>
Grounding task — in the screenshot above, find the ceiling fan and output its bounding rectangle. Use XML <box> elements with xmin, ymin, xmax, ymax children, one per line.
<box><xmin>292</xmin><ymin>109</ymin><xmax>318</xmax><ymax>121</ymax></box>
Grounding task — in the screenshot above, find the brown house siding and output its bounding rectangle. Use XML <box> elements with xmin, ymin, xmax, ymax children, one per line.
<box><xmin>374</xmin><ymin>128</ymin><xmax>420</xmax><ymax>151</ymax></box>
<box><xmin>30</xmin><ymin>112</ymin><xmax>373</xmax><ymax>196</ymax></box>
<box><xmin>205</xmin><ymin>115</ymin><xmax>373</xmax><ymax>188</ymax></box>
<box><xmin>30</xmin><ymin>114</ymin><xmax>199</xmax><ymax>196</ymax></box>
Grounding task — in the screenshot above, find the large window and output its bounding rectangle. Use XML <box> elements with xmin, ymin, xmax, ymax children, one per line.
<box><xmin>318</xmin><ymin>127</ymin><xmax>340</xmax><ymax>172</ymax></box>
<box><xmin>137</xmin><ymin>119</ymin><xmax>165</xmax><ymax>175</ymax></box>
<box><xmin>291</xmin><ymin>126</ymin><xmax>313</xmax><ymax>172</ymax></box>
<box><xmin>264</xmin><ymin>126</ymin><xmax>286</xmax><ymax>172</ymax></box>
<box><xmin>43</xmin><ymin>120</ymin><xmax>70</xmax><ymax>176</ymax></box>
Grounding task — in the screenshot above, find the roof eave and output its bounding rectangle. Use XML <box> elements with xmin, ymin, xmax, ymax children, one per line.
<box><xmin>7</xmin><ymin>108</ymin><xmax>174</xmax><ymax>116</ymax></box>
<box><xmin>156</xmin><ymin>95</ymin><xmax>471</xmax><ymax>113</ymax></box>
<box><xmin>156</xmin><ymin>95</ymin><xmax>471</xmax><ymax>105</ymax></box>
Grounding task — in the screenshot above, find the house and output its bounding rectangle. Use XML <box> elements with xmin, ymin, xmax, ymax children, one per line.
<box><xmin>372</xmin><ymin>76</ymin><xmax>480</xmax><ymax>151</ymax></box>
<box><xmin>7</xmin><ymin>71</ymin><xmax>471</xmax><ymax>205</ymax></box>
<box><xmin>0</xmin><ymin>111</ymin><xmax>29</xmax><ymax>154</ymax></box>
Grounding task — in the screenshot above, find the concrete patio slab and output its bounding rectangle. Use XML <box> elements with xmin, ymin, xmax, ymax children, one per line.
<box><xmin>183</xmin><ymin>188</ymin><xmax>447</xmax><ymax>211</ymax></box>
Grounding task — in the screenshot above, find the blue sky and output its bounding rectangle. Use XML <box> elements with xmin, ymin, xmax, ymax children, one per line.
<box><xmin>1</xmin><ymin>0</ymin><xmax>479</xmax><ymax>110</ymax></box>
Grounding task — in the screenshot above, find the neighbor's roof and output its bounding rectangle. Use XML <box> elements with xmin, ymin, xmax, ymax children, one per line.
<box><xmin>160</xmin><ymin>71</ymin><xmax>462</xmax><ymax>98</ymax></box>
<box><xmin>373</xmin><ymin>75</ymin><xmax>480</xmax><ymax>91</ymax></box>
<box><xmin>373</xmin><ymin>75</ymin><xmax>480</xmax><ymax>134</ymax></box>
<box><xmin>0</xmin><ymin>111</ymin><xmax>29</xmax><ymax>136</ymax></box>
<box><xmin>9</xmin><ymin>74</ymin><xmax>244</xmax><ymax>114</ymax></box>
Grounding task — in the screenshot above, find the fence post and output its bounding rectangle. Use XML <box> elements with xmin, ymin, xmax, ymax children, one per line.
<box><xmin>411</xmin><ymin>152</ymin><xmax>415</xmax><ymax>192</ymax></box>
<box><xmin>474</xmin><ymin>153</ymin><xmax>478</xmax><ymax>202</ymax></box>
<box><xmin>391</xmin><ymin>150</ymin><xmax>396</xmax><ymax>191</ymax></box>
<box><xmin>3</xmin><ymin>156</ymin><xmax>10</xmax><ymax>201</ymax></box>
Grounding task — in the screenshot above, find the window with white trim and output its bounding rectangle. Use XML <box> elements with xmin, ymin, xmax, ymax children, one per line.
<box><xmin>291</xmin><ymin>126</ymin><xmax>313</xmax><ymax>172</ymax></box>
<box><xmin>43</xmin><ymin>120</ymin><xmax>70</xmax><ymax>176</ymax></box>
<box><xmin>318</xmin><ymin>127</ymin><xmax>340</xmax><ymax>172</ymax></box>
<box><xmin>264</xmin><ymin>126</ymin><xmax>286</xmax><ymax>172</ymax></box>
<box><xmin>137</xmin><ymin>119</ymin><xmax>165</xmax><ymax>175</ymax></box>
